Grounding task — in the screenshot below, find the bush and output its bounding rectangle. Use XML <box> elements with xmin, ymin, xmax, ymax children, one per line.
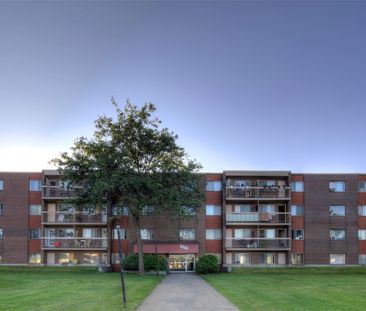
<box><xmin>122</xmin><ymin>254</ymin><xmax>167</xmax><ymax>271</ymax></box>
<box><xmin>196</xmin><ymin>254</ymin><xmax>219</xmax><ymax>274</ymax></box>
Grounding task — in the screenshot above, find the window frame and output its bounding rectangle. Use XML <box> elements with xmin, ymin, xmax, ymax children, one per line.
<box><xmin>329</xmin><ymin>181</ymin><xmax>346</xmax><ymax>192</ymax></box>
<box><xmin>291</xmin><ymin>181</ymin><xmax>304</xmax><ymax>192</ymax></box>
<box><xmin>29</xmin><ymin>180</ymin><xmax>42</xmax><ymax>192</ymax></box>
<box><xmin>113</xmin><ymin>228</ymin><xmax>127</xmax><ymax>240</ymax></box>
<box><xmin>330</xmin><ymin>253</ymin><xmax>345</xmax><ymax>265</ymax></box>
<box><xmin>29</xmin><ymin>253</ymin><xmax>41</xmax><ymax>264</ymax></box>
<box><xmin>358</xmin><ymin>205</ymin><xmax>366</xmax><ymax>216</ymax></box>
<box><xmin>291</xmin><ymin>254</ymin><xmax>304</xmax><ymax>265</ymax></box>
<box><xmin>206</xmin><ymin>205</ymin><xmax>222</xmax><ymax>215</ymax></box>
<box><xmin>292</xmin><ymin>229</ymin><xmax>304</xmax><ymax>240</ymax></box>
<box><xmin>206</xmin><ymin>181</ymin><xmax>222</xmax><ymax>192</ymax></box>
<box><xmin>0</xmin><ymin>179</ymin><xmax>3</xmax><ymax>191</ymax></box>
<box><xmin>140</xmin><ymin>228</ymin><xmax>154</xmax><ymax>240</ymax></box>
<box><xmin>330</xmin><ymin>229</ymin><xmax>346</xmax><ymax>240</ymax></box>
<box><xmin>205</xmin><ymin>229</ymin><xmax>222</xmax><ymax>240</ymax></box>
<box><xmin>29</xmin><ymin>204</ymin><xmax>42</xmax><ymax>216</ymax></box>
<box><xmin>0</xmin><ymin>228</ymin><xmax>3</xmax><ymax>239</ymax></box>
<box><xmin>358</xmin><ymin>230</ymin><xmax>366</xmax><ymax>240</ymax></box>
<box><xmin>359</xmin><ymin>254</ymin><xmax>366</xmax><ymax>265</ymax></box>
<box><xmin>179</xmin><ymin>228</ymin><xmax>196</xmax><ymax>240</ymax></box>
<box><xmin>329</xmin><ymin>205</ymin><xmax>346</xmax><ymax>217</ymax></box>
<box><xmin>358</xmin><ymin>181</ymin><xmax>366</xmax><ymax>192</ymax></box>
<box><xmin>29</xmin><ymin>228</ymin><xmax>41</xmax><ymax>239</ymax></box>
<box><xmin>0</xmin><ymin>203</ymin><xmax>3</xmax><ymax>215</ymax></box>
<box><xmin>291</xmin><ymin>205</ymin><xmax>304</xmax><ymax>216</ymax></box>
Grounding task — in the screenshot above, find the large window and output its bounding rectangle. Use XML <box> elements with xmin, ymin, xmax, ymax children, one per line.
<box><xmin>329</xmin><ymin>181</ymin><xmax>345</xmax><ymax>192</ymax></box>
<box><xmin>29</xmin><ymin>229</ymin><xmax>41</xmax><ymax>239</ymax></box>
<box><xmin>330</xmin><ymin>254</ymin><xmax>345</xmax><ymax>265</ymax></box>
<box><xmin>359</xmin><ymin>254</ymin><xmax>366</xmax><ymax>265</ymax></box>
<box><xmin>0</xmin><ymin>179</ymin><xmax>3</xmax><ymax>191</ymax></box>
<box><xmin>292</xmin><ymin>229</ymin><xmax>304</xmax><ymax>240</ymax></box>
<box><xmin>0</xmin><ymin>228</ymin><xmax>3</xmax><ymax>239</ymax></box>
<box><xmin>259</xmin><ymin>253</ymin><xmax>274</xmax><ymax>265</ymax></box>
<box><xmin>29</xmin><ymin>253</ymin><xmax>41</xmax><ymax>264</ymax></box>
<box><xmin>29</xmin><ymin>180</ymin><xmax>41</xmax><ymax>191</ymax></box>
<box><xmin>113</xmin><ymin>228</ymin><xmax>127</xmax><ymax>240</ymax></box>
<box><xmin>29</xmin><ymin>204</ymin><xmax>41</xmax><ymax>215</ymax></box>
<box><xmin>329</xmin><ymin>205</ymin><xmax>345</xmax><ymax>216</ymax></box>
<box><xmin>358</xmin><ymin>205</ymin><xmax>366</xmax><ymax>216</ymax></box>
<box><xmin>330</xmin><ymin>229</ymin><xmax>345</xmax><ymax>240</ymax></box>
<box><xmin>358</xmin><ymin>230</ymin><xmax>366</xmax><ymax>240</ymax></box>
<box><xmin>206</xmin><ymin>229</ymin><xmax>222</xmax><ymax>240</ymax></box>
<box><xmin>291</xmin><ymin>254</ymin><xmax>304</xmax><ymax>265</ymax></box>
<box><xmin>179</xmin><ymin>229</ymin><xmax>195</xmax><ymax>240</ymax></box>
<box><xmin>359</xmin><ymin>181</ymin><xmax>366</xmax><ymax>192</ymax></box>
<box><xmin>0</xmin><ymin>203</ymin><xmax>3</xmax><ymax>215</ymax></box>
<box><xmin>234</xmin><ymin>253</ymin><xmax>250</xmax><ymax>265</ymax></box>
<box><xmin>206</xmin><ymin>181</ymin><xmax>222</xmax><ymax>191</ymax></box>
<box><xmin>112</xmin><ymin>206</ymin><xmax>128</xmax><ymax>216</ymax></box>
<box><xmin>140</xmin><ymin>229</ymin><xmax>154</xmax><ymax>240</ymax></box>
<box><xmin>291</xmin><ymin>181</ymin><xmax>304</xmax><ymax>192</ymax></box>
<box><xmin>291</xmin><ymin>205</ymin><xmax>304</xmax><ymax>216</ymax></box>
<box><xmin>206</xmin><ymin>205</ymin><xmax>222</xmax><ymax>215</ymax></box>
<box><xmin>141</xmin><ymin>205</ymin><xmax>155</xmax><ymax>216</ymax></box>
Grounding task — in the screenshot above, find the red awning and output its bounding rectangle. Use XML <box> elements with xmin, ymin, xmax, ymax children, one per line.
<box><xmin>133</xmin><ymin>243</ymin><xmax>199</xmax><ymax>254</ymax></box>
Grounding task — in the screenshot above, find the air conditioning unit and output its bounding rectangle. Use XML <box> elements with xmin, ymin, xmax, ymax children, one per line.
<box><xmin>329</xmin><ymin>188</ymin><xmax>336</xmax><ymax>192</ymax></box>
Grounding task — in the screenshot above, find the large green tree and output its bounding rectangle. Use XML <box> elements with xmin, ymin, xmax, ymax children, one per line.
<box><xmin>52</xmin><ymin>100</ymin><xmax>204</xmax><ymax>274</ymax></box>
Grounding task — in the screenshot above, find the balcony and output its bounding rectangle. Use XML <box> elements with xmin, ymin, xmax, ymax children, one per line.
<box><xmin>42</xmin><ymin>186</ymin><xmax>76</xmax><ymax>199</ymax></box>
<box><xmin>41</xmin><ymin>237</ymin><xmax>108</xmax><ymax>250</ymax></box>
<box><xmin>42</xmin><ymin>211</ymin><xmax>107</xmax><ymax>225</ymax></box>
<box><xmin>225</xmin><ymin>238</ymin><xmax>290</xmax><ymax>250</ymax></box>
<box><xmin>225</xmin><ymin>186</ymin><xmax>291</xmax><ymax>201</ymax></box>
<box><xmin>226</xmin><ymin>212</ymin><xmax>290</xmax><ymax>225</ymax></box>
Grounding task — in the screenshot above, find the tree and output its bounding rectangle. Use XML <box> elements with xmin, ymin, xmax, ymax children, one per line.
<box><xmin>52</xmin><ymin>99</ymin><xmax>204</xmax><ymax>274</ymax></box>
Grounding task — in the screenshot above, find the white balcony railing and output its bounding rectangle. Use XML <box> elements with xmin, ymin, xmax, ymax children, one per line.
<box><xmin>225</xmin><ymin>237</ymin><xmax>290</xmax><ymax>249</ymax></box>
<box><xmin>42</xmin><ymin>211</ymin><xmax>107</xmax><ymax>224</ymax></box>
<box><xmin>41</xmin><ymin>237</ymin><xmax>108</xmax><ymax>249</ymax></box>
<box><xmin>226</xmin><ymin>212</ymin><xmax>290</xmax><ymax>223</ymax></box>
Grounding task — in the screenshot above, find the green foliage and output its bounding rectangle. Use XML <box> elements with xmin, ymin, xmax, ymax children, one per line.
<box><xmin>123</xmin><ymin>254</ymin><xmax>167</xmax><ymax>271</ymax></box>
<box><xmin>196</xmin><ymin>254</ymin><xmax>219</xmax><ymax>274</ymax></box>
<box><xmin>123</xmin><ymin>254</ymin><xmax>139</xmax><ymax>271</ymax></box>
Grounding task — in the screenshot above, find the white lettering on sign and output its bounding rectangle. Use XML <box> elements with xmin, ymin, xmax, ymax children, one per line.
<box><xmin>179</xmin><ymin>245</ymin><xmax>189</xmax><ymax>250</ymax></box>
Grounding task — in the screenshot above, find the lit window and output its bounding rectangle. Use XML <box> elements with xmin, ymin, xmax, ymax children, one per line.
<box><xmin>29</xmin><ymin>180</ymin><xmax>41</xmax><ymax>191</ymax></box>
<box><xmin>291</xmin><ymin>205</ymin><xmax>304</xmax><ymax>216</ymax></box>
<box><xmin>291</xmin><ymin>181</ymin><xmax>304</xmax><ymax>192</ymax></box>
<box><xmin>206</xmin><ymin>181</ymin><xmax>222</xmax><ymax>191</ymax></box>
<box><xmin>29</xmin><ymin>253</ymin><xmax>41</xmax><ymax>264</ymax></box>
<box><xmin>29</xmin><ymin>205</ymin><xmax>41</xmax><ymax>215</ymax></box>
<box><xmin>0</xmin><ymin>180</ymin><xmax>3</xmax><ymax>191</ymax></box>
<box><xmin>180</xmin><ymin>206</ymin><xmax>196</xmax><ymax>216</ymax></box>
<box><xmin>112</xmin><ymin>206</ymin><xmax>128</xmax><ymax>216</ymax></box>
<box><xmin>329</xmin><ymin>181</ymin><xmax>345</xmax><ymax>192</ymax></box>
<box><xmin>206</xmin><ymin>205</ymin><xmax>222</xmax><ymax>215</ymax></box>
<box><xmin>359</xmin><ymin>254</ymin><xmax>366</xmax><ymax>265</ymax></box>
<box><xmin>358</xmin><ymin>230</ymin><xmax>366</xmax><ymax>240</ymax></box>
<box><xmin>359</xmin><ymin>181</ymin><xmax>366</xmax><ymax>192</ymax></box>
<box><xmin>234</xmin><ymin>253</ymin><xmax>250</xmax><ymax>265</ymax></box>
<box><xmin>291</xmin><ymin>254</ymin><xmax>304</xmax><ymax>265</ymax></box>
<box><xmin>358</xmin><ymin>205</ymin><xmax>366</xmax><ymax>216</ymax></box>
<box><xmin>292</xmin><ymin>229</ymin><xmax>304</xmax><ymax>240</ymax></box>
<box><xmin>141</xmin><ymin>206</ymin><xmax>155</xmax><ymax>216</ymax></box>
<box><xmin>330</xmin><ymin>254</ymin><xmax>345</xmax><ymax>265</ymax></box>
<box><xmin>113</xmin><ymin>228</ymin><xmax>127</xmax><ymax>240</ymax></box>
<box><xmin>140</xmin><ymin>229</ymin><xmax>154</xmax><ymax>240</ymax></box>
<box><xmin>329</xmin><ymin>205</ymin><xmax>345</xmax><ymax>216</ymax></box>
<box><xmin>179</xmin><ymin>229</ymin><xmax>195</xmax><ymax>240</ymax></box>
<box><xmin>29</xmin><ymin>229</ymin><xmax>41</xmax><ymax>239</ymax></box>
<box><xmin>330</xmin><ymin>229</ymin><xmax>345</xmax><ymax>240</ymax></box>
<box><xmin>259</xmin><ymin>253</ymin><xmax>274</xmax><ymax>265</ymax></box>
<box><xmin>206</xmin><ymin>229</ymin><xmax>222</xmax><ymax>240</ymax></box>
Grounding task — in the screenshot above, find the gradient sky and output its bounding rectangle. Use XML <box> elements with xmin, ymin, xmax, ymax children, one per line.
<box><xmin>0</xmin><ymin>1</ymin><xmax>365</xmax><ymax>173</ymax></box>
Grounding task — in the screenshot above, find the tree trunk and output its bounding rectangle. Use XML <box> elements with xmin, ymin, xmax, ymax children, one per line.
<box><xmin>135</xmin><ymin>217</ymin><xmax>145</xmax><ymax>275</ymax></box>
<box><xmin>106</xmin><ymin>202</ymin><xmax>112</xmax><ymax>266</ymax></box>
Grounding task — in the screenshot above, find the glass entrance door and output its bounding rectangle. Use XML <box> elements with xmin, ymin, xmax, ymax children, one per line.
<box><xmin>169</xmin><ymin>254</ymin><xmax>195</xmax><ymax>272</ymax></box>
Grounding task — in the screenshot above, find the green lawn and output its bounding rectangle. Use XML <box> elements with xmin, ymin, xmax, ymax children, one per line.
<box><xmin>0</xmin><ymin>266</ymin><xmax>161</xmax><ymax>311</ymax></box>
<box><xmin>202</xmin><ymin>267</ymin><xmax>366</xmax><ymax>311</ymax></box>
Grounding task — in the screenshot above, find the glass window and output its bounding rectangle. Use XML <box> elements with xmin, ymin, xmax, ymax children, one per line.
<box><xmin>358</xmin><ymin>230</ymin><xmax>366</xmax><ymax>240</ymax></box>
<box><xmin>259</xmin><ymin>253</ymin><xmax>274</xmax><ymax>265</ymax></box>
<box><xmin>234</xmin><ymin>253</ymin><xmax>250</xmax><ymax>265</ymax></box>
<box><xmin>29</xmin><ymin>253</ymin><xmax>41</xmax><ymax>264</ymax></box>
<box><xmin>330</xmin><ymin>254</ymin><xmax>345</xmax><ymax>265</ymax></box>
<box><xmin>206</xmin><ymin>229</ymin><xmax>222</xmax><ymax>240</ymax></box>
<box><xmin>60</xmin><ymin>228</ymin><xmax>75</xmax><ymax>237</ymax></box>
<box><xmin>292</xmin><ymin>229</ymin><xmax>304</xmax><ymax>240</ymax></box>
<box><xmin>29</xmin><ymin>180</ymin><xmax>41</xmax><ymax>191</ymax></box>
<box><xmin>113</xmin><ymin>228</ymin><xmax>127</xmax><ymax>240</ymax></box>
<box><xmin>359</xmin><ymin>254</ymin><xmax>366</xmax><ymax>265</ymax></box>
<box><xmin>140</xmin><ymin>229</ymin><xmax>154</xmax><ymax>240</ymax></box>
<box><xmin>206</xmin><ymin>181</ymin><xmax>222</xmax><ymax>191</ymax></box>
<box><xmin>141</xmin><ymin>205</ymin><xmax>155</xmax><ymax>216</ymax></box>
<box><xmin>180</xmin><ymin>206</ymin><xmax>196</xmax><ymax>216</ymax></box>
<box><xmin>29</xmin><ymin>204</ymin><xmax>41</xmax><ymax>215</ymax></box>
<box><xmin>206</xmin><ymin>205</ymin><xmax>222</xmax><ymax>215</ymax></box>
<box><xmin>179</xmin><ymin>229</ymin><xmax>195</xmax><ymax>240</ymax></box>
<box><xmin>329</xmin><ymin>205</ymin><xmax>345</xmax><ymax>216</ymax></box>
<box><xmin>330</xmin><ymin>229</ymin><xmax>346</xmax><ymax>240</ymax></box>
<box><xmin>29</xmin><ymin>229</ymin><xmax>41</xmax><ymax>239</ymax></box>
<box><xmin>0</xmin><ymin>228</ymin><xmax>3</xmax><ymax>239</ymax></box>
<box><xmin>291</xmin><ymin>254</ymin><xmax>304</xmax><ymax>265</ymax></box>
<box><xmin>112</xmin><ymin>253</ymin><xmax>124</xmax><ymax>264</ymax></box>
<box><xmin>0</xmin><ymin>203</ymin><xmax>3</xmax><ymax>215</ymax></box>
<box><xmin>112</xmin><ymin>206</ymin><xmax>128</xmax><ymax>216</ymax></box>
<box><xmin>358</xmin><ymin>181</ymin><xmax>366</xmax><ymax>192</ymax></box>
<box><xmin>358</xmin><ymin>205</ymin><xmax>366</xmax><ymax>216</ymax></box>
<box><xmin>259</xmin><ymin>204</ymin><xmax>276</xmax><ymax>213</ymax></box>
<box><xmin>232</xmin><ymin>180</ymin><xmax>251</xmax><ymax>187</ymax></box>
<box><xmin>234</xmin><ymin>229</ymin><xmax>251</xmax><ymax>238</ymax></box>
<box><xmin>234</xmin><ymin>205</ymin><xmax>251</xmax><ymax>213</ymax></box>
<box><xmin>260</xmin><ymin>229</ymin><xmax>275</xmax><ymax>239</ymax></box>
<box><xmin>291</xmin><ymin>181</ymin><xmax>304</xmax><ymax>192</ymax></box>
<box><xmin>0</xmin><ymin>180</ymin><xmax>3</xmax><ymax>191</ymax></box>
<box><xmin>258</xmin><ymin>180</ymin><xmax>276</xmax><ymax>187</ymax></box>
<box><xmin>291</xmin><ymin>205</ymin><xmax>304</xmax><ymax>216</ymax></box>
<box><xmin>329</xmin><ymin>181</ymin><xmax>345</xmax><ymax>192</ymax></box>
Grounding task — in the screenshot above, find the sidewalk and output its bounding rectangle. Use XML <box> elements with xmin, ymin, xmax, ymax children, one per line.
<box><xmin>136</xmin><ymin>273</ymin><xmax>239</xmax><ymax>311</ymax></box>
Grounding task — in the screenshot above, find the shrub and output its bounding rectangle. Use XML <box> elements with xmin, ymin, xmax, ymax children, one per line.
<box><xmin>123</xmin><ymin>254</ymin><xmax>138</xmax><ymax>271</ymax></box>
<box><xmin>122</xmin><ymin>254</ymin><xmax>167</xmax><ymax>271</ymax></box>
<box><xmin>196</xmin><ymin>254</ymin><xmax>219</xmax><ymax>274</ymax></box>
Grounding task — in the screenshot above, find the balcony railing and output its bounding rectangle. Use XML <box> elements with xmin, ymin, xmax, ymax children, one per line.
<box><xmin>42</xmin><ymin>186</ymin><xmax>76</xmax><ymax>198</ymax></box>
<box><xmin>42</xmin><ymin>211</ymin><xmax>107</xmax><ymax>224</ymax></box>
<box><xmin>226</xmin><ymin>212</ymin><xmax>290</xmax><ymax>224</ymax></box>
<box><xmin>41</xmin><ymin>237</ymin><xmax>108</xmax><ymax>249</ymax></box>
<box><xmin>225</xmin><ymin>238</ymin><xmax>290</xmax><ymax>249</ymax></box>
<box><xmin>225</xmin><ymin>186</ymin><xmax>291</xmax><ymax>200</ymax></box>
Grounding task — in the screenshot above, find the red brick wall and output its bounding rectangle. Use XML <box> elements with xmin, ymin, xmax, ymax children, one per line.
<box><xmin>359</xmin><ymin>241</ymin><xmax>366</xmax><ymax>253</ymax></box>
<box><xmin>292</xmin><ymin>240</ymin><xmax>304</xmax><ymax>253</ymax></box>
<box><xmin>206</xmin><ymin>216</ymin><xmax>222</xmax><ymax>228</ymax></box>
<box><xmin>205</xmin><ymin>240</ymin><xmax>222</xmax><ymax>253</ymax></box>
<box><xmin>292</xmin><ymin>217</ymin><xmax>304</xmax><ymax>228</ymax></box>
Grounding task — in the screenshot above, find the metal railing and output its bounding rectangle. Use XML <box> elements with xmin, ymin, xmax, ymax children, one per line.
<box><xmin>41</xmin><ymin>237</ymin><xmax>108</xmax><ymax>249</ymax></box>
<box><xmin>226</xmin><ymin>212</ymin><xmax>290</xmax><ymax>223</ymax></box>
<box><xmin>225</xmin><ymin>238</ymin><xmax>290</xmax><ymax>249</ymax></box>
<box><xmin>42</xmin><ymin>186</ymin><xmax>76</xmax><ymax>198</ymax></box>
<box><xmin>42</xmin><ymin>211</ymin><xmax>107</xmax><ymax>224</ymax></box>
<box><xmin>225</xmin><ymin>186</ymin><xmax>291</xmax><ymax>200</ymax></box>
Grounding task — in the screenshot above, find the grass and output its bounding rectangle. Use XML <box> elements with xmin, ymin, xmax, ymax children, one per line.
<box><xmin>201</xmin><ymin>267</ymin><xmax>366</xmax><ymax>311</ymax></box>
<box><xmin>0</xmin><ymin>266</ymin><xmax>162</xmax><ymax>311</ymax></box>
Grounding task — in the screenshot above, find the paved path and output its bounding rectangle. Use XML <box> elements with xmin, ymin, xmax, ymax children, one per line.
<box><xmin>136</xmin><ymin>273</ymin><xmax>239</xmax><ymax>311</ymax></box>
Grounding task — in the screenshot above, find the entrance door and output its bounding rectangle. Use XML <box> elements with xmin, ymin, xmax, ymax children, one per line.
<box><xmin>169</xmin><ymin>254</ymin><xmax>195</xmax><ymax>272</ymax></box>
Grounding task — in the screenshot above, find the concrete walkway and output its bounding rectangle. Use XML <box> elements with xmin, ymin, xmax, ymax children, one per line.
<box><xmin>136</xmin><ymin>273</ymin><xmax>239</xmax><ymax>311</ymax></box>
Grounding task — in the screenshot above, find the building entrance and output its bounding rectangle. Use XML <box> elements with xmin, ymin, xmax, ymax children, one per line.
<box><xmin>169</xmin><ymin>254</ymin><xmax>195</xmax><ymax>272</ymax></box>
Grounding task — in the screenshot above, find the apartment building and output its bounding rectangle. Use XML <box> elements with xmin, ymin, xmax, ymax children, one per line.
<box><xmin>1</xmin><ymin>170</ymin><xmax>366</xmax><ymax>269</ymax></box>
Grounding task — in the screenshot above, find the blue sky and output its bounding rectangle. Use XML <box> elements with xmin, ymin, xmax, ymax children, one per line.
<box><xmin>0</xmin><ymin>1</ymin><xmax>365</xmax><ymax>172</ymax></box>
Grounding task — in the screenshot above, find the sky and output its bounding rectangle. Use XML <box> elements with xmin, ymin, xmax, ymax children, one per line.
<box><xmin>0</xmin><ymin>1</ymin><xmax>365</xmax><ymax>173</ymax></box>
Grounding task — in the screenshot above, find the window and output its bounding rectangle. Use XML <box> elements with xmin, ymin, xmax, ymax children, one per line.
<box><xmin>112</xmin><ymin>206</ymin><xmax>128</xmax><ymax>216</ymax></box>
<box><xmin>29</xmin><ymin>229</ymin><xmax>41</xmax><ymax>239</ymax></box>
<box><xmin>0</xmin><ymin>228</ymin><xmax>3</xmax><ymax>239</ymax></box>
<box><xmin>358</xmin><ymin>205</ymin><xmax>366</xmax><ymax>216</ymax></box>
<box><xmin>141</xmin><ymin>205</ymin><xmax>155</xmax><ymax>216</ymax></box>
<box><xmin>359</xmin><ymin>254</ymin><xmax>366</xmax><ymax>265</ymax></box>
<box><xmin>206</xmin><ymin>229</ymin><xmax>222</xmax><ymax>240</ymax></box>
<box><xmin>112</xmin><ymin>253</ymin><xmax>124</xmax><ymax>264</ymax></box>
<box><xmin>292</xmin><ymin>229</ymin><xmax>304</xmax><ymax>240</ymax></box>
<box><xmin>330</xmin><ymin>254</ymin><xmax>345</xmax><ymax>265</ymax></box>
<box><xmin>259</xmin><ymin>253</ymin><xmax>274</xmax><ymax>265</ymax></box>
<box><xmin>359</xmin><ymin>181</ymin><xmax>366</xmax><ymax>192</ymax></box>
<box><xmin>291</xmin><ymin>181</ymin><xmax>304</xmax><ymax>192</ymax></box>
<box><xmin>206</xmin><ymin>181</ymin><xmax>222</xmax><ymax>191</ymax></box>
<box><xmin>0</xmin><ymin>203</ymin><xmax>3</xmax><ymax>215</ymax></box>
<box><xmin>329</xmin><ymin>205</ymin><xmax>345</xmax><ymax>216</ymax></box>
<box><xmin>179</xmin><ymin>229</ymin><xmax>195</xmax><ymax>240</ymax></box>
<box><xmin>234</xmin><ymin>205</ymin><xmax>251</xmax><ymax>213</ymax></box>
<box><xmin>234</xmin><ymin>229</ymin><xmax>251</xmax><ymax>238</ymax></box>
<box><xmin>291</xmin><ymin>254</ymin><xmax>304</xmax><ymax>265</ymax></box>
<box><xmin>234</xmin><ymin>253</ymin><xmax>250</xmax><ymax>265</ymax></box>
<box><xmin>60</xmin><ymin>228</ymin><xmax>75</xmax><ymax>237</ymax></box>
<box><xmin>358</xmin><ymin>230</ymin><xmax>366</xmax><ymax>240</ymax></box>
<box><xmin>0</xmin><ymin>179</ymin><xmax>3</xmax><ymax>191</ymax></box>
<box><xmin>329</xmin><ymin>181</ymin><xmax>345</xmax><ymax>192</ymax></box>
<box><xmin>140</xmin><ymin>229</ymin><xmax>154</xmax><ymax>240</ymax></box>
<box><xmin>113</xmin><ymin>228</ymin><xmax>127</xmax><ymax>240</ymax></box>
<box><xmin>291</xmin><ymin>205</ymin><xmax>304</xmax><ymax>216</ymax></box>
<box><xmin>232</xmin><ymin>180</ymin><xmax>251</xmax><ymax>187</ymax></box>
<box><xmin>180</xmin><ymin>206</ymin><xmax>196</xmax><ymax>216</ymax></box>
<box><xmin>29</xmin><ymin>204</ymin><xmax>41</xmax><ymax>215</ymax></box>
<box><xmin>258</xmin><ymin>180</ymin><xmax>276</xmax><ymax>187</ymax></box>
<box><xmin>206</xmin><ymin>205</ymin><xmax>222</xmax><ymax>215</ymax></box>
<box><xmin>260</xmin><ymin>229</ymin><xmax>275</xmax><ymax>239</ymax></box>
<box><xmin>330</xmin><ymin>229</ymin><xmax>345</xmax><ymax>240</ymax></box>
<box><xmin>29</xmin><ymin>180</ymin><xmax>41</xmax><ymax>191</ymax></box>
<box><xmin>259</xmin><ymin>204</ymin><xmax>276</xmax><ymax>213</ymax></box>
<box><xmin>29</xmin><ymin>253</ymin><xmax>41</xmax><ymax>264</ymax></box>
